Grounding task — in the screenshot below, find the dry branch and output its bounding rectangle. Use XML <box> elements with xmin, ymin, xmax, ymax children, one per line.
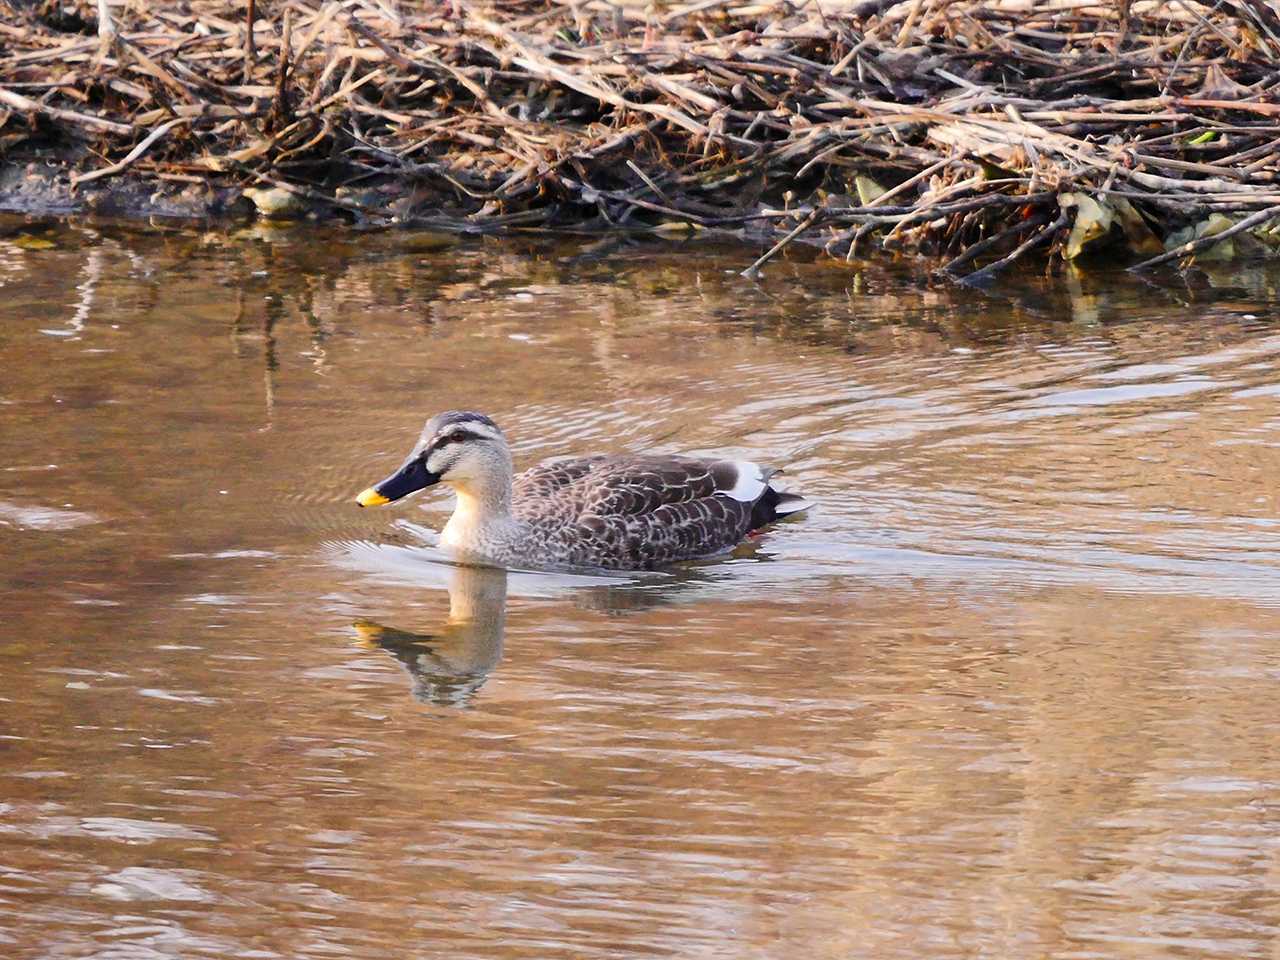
<box><xmin>0</xmin><ymin>0</ymin><xmax>1276</xmax><ymax>276</ymax></box>
<box><xmin>0</xmin><ymin>85</ymin><xmax>132</xmax><ymax>135</ymax></box>
<box><xmin>70</xmin><ymin>116</ymin><xmax>187</xmax><ymax>185</ymax></box>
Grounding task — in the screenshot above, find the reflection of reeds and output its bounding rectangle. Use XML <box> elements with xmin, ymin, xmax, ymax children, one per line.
<box><xmin>223</xmin><ymin>236</ymin><xmax>341</xmax><ymax>426</ymax></box>
<box><xmin>5</xmin><ymin>3</ymin><xmax>1280</xmax><ymax>277</ymax></box>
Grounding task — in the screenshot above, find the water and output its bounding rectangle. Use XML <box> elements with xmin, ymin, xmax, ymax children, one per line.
<box><xmin>2</xmin><ymin>216</ymin><xmax>1279</xmax><ymax>958</ymax></box>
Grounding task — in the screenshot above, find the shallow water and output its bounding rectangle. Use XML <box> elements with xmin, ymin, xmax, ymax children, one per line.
<box><xmin>2</xmin><ymin>217</ymin><xmax>1280</xmax><ymax>958</ymax></box>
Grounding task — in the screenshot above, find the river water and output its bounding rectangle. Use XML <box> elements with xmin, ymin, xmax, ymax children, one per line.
<box><xmin>1</xmin><ymin>217</ymin><xmax>1279</xmax><ymax>958</ymax></box>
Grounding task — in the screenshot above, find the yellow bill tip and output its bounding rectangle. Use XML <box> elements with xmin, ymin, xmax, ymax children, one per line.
<box><xmin>351</xmin><ymin>619</ymin><xmax>385</xmax><ymax>646</ymax></box>
<box><xmin>356</xmin><ymin>487</ymin><xmax>391</xmax><ymax>508</ymax></box>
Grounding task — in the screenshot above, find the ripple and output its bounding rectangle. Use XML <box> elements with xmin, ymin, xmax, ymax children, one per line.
<box><xmin>5</xmin><ymin>232</ymin><xmax>1280</xmax><ymax>960</ymax></box>
<box><xmin>90</xmin><ymin>867</ymin><xmax>216</xmax><ymax>903</ymax></box>
<box><xmin>169</xmin><ymin>549</ymin><xmax>279</xmax><ymax>560</ymax></box>
<box><xmin>0</xmin><ymin>813</ymin><xmax>216</xmax><ymax>844</ymax></box>
<box><xmin>323</xmin><ymin>538</ymin><xmax>648</xmax><ymax>597</ymax></box>
<box><xmin>0</xmin><ymin>500</ymin><xmax>99</xmax><ymax>531</ymax></box>
<box><xmin>137</xmin><ymin>688</ymin><xmax>219</xmax><ymax>707</ymax></box>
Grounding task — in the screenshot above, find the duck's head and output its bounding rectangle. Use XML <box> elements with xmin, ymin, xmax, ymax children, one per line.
<box><xmin>356</xmin><ymin>411</ymin><xmax>511</xmax><ymax>507</ymax></box>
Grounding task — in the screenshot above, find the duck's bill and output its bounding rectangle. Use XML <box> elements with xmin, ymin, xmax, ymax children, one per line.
<box><xmin>356</xmin><ymin>457</ymin><xmax>440</xmax><ymax>507</ymax></box>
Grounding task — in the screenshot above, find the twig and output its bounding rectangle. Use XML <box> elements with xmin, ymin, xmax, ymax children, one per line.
<box><xmin>939</xmin><ymin>213</ymin><xmax>1049</xmax><ymax>275</ymax></box>
<box><xmin>860</xmin><ymin>156</ymin><xmax>955</xmax><ymax>208</ymax></box>
<box><xmin>71</xmin><ymin>117</ymin><xmax>187</xmax><ymax>185</ymax></box>
<box><xmin>271</xmin><ymin>7</ymin><xmax>292</xmax><ymax>132</ymax></box>
<box><xmin>956</xmin><ymin>211</ymin><xmax>1068</xmax><ymax>285</ymax></box>
<box><xmin>741</xmin><ymin>207</ymin><xmax>825</xmax><ymax>279</ymax></box>
<box><xmin>244</xmin><ymin>0</ymin><xmax>257</xmax><ymax>84</ymax></box>
<box><xmin>469</xmin><ymin>15</ymin><xmax>713</xmax><ymax>140</ymax></box>
<box><xmin>96</xmin><ymin>0</ymin><xmax>116</xmax><ymax>45</ymax></box>
<box><xmin>0</xmin><ymin>85</ymin><xmax>132</xmax><ymax>136</ymax></box>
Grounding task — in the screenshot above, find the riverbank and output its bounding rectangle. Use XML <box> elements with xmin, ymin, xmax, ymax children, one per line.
<box><xmin>2</xmin><ymin>0</ymin><xmax>1278</xmax><ymax>279</ymax></box>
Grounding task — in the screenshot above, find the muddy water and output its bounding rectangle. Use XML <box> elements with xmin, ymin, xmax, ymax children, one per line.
<box><xmin>2</xmin><ymin>217</ymin><xmax>1279</xmax><ymax>958</ymax></box>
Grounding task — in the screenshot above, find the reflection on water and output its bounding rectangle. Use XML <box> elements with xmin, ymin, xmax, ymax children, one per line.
<box><xmin>2</xmin><ymin>216</ymin><xmax>1280</xmax><ymax>958</ymax></box>
<box><xmin>351</xmin><ymin>563</ymin><xmax>508</xmax><ymax>707</ymax></box>
<box><xmin>334</xmin><ymin>539</ymin><xmax>725</xmax><ymax>706</ymax></box>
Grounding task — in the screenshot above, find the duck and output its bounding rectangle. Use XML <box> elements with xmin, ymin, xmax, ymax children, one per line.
<box><xmin>355</xmin><ymin>411</ymin><xmax>810</xmax><ymax>571</ymax></box>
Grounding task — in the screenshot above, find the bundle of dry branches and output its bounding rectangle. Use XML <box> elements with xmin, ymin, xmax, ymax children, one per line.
<box><xmin>2</xmin><ymin>0</ymin><xmax>1278</xmax><ymax>278</ymax></box>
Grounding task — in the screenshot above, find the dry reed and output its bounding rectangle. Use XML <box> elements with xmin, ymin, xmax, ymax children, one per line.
<box><xmin>2</xmin><ymin>0</ymin><xmax>1278</xmax><ymax>279</ymax></box>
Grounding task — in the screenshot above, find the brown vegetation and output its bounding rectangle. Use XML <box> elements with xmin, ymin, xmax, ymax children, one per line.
<box><xmin>2</xmin><ymin>0</ymin><xmax>1279</xmax><ymax>279</ymax></box>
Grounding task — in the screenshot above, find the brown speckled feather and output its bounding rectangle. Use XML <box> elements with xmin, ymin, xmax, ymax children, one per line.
<box><xmin>512</xmin><ymin>455</ymin><xmax>762</xmax><ymax>569</ymax></box>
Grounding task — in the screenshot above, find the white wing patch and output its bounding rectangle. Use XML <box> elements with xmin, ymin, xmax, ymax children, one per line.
<box><xmin>721</xmin><ymin>460</ymin><xmax>767</xmax><ymax>502</ymax></box>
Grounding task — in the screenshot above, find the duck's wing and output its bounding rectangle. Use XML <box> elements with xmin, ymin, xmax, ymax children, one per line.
<box><xmin>513</xmin><ymin>455</ymin><xmax>609</xmax><ymax>503</ymax></box>
<box><xmin>518</xmin><ymin>456</ymin><xmax>778</xmax><ymax>568</ymax></box>
<box><xmin>578</xmin><ymin>456</ymin><xmax>768</xmax><ymax>515</ymax></box>
<box><xmin>515</xmin><ymin>455</ymin><xmax>764</xmax><ymax>513</ymax></box>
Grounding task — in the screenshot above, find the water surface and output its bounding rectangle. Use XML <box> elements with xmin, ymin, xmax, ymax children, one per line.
<box><xmin>2</xmin><ymin>218</ymin><xmax>1279</xmax><ymax>958</ymax></box>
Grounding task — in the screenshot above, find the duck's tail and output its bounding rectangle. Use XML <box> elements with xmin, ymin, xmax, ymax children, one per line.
<box><xmin>772</xmin><ymin>490</ymin><xmax>813</xmax><ymax>519</ymax></box>
<box><xmin>750</xmin><ymin>479</ymin><xmax>813</xmax><ymax>530</ymax></box>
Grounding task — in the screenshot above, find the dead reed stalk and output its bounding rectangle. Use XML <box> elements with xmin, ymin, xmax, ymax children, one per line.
<box><xmin>1</xmin><ymin>0</ymin><xmax>1278</xmax><ymax>276</ymax></box>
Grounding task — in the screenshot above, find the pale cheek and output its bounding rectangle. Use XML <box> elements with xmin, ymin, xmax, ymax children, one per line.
<box><xmin>427</xmin><ymin>451</ymin><xmax>450</xmax><ymax>475</ymax></box>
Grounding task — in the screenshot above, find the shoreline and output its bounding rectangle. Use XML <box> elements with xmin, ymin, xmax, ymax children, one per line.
<box><xmin>2</xmin><ymin>1</ymin><xmax>1278</xmax><ymax>280</ymax></box>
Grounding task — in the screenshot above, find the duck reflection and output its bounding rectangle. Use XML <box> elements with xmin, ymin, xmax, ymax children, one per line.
<box><xmin>351</xmin><ymin>563</ymin><xmax>507</xmax><ymax>707</ymax></box>
<box><xmin>338</xmin><ymin>536</ymin><xmax>755</xmax><ymax>706</ymax></box>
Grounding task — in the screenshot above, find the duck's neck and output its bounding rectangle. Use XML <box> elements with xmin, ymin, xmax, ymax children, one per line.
<box><xmin>441</xmin><ymin>474</ymin><xmax>519</xmax><ymax>554</ymax></box>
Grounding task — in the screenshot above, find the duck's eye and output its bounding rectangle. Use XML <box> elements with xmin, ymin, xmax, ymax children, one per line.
<box><xmin>437</xmin><ymin>432</ymin><xmax>468</xmax><ymax>447</ymax></box>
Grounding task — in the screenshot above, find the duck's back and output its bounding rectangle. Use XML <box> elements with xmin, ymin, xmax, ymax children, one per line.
<box><xmin>512</xmin><ymin>455</ymin><xmax>783</xmax><ymax>569</ymax></box>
